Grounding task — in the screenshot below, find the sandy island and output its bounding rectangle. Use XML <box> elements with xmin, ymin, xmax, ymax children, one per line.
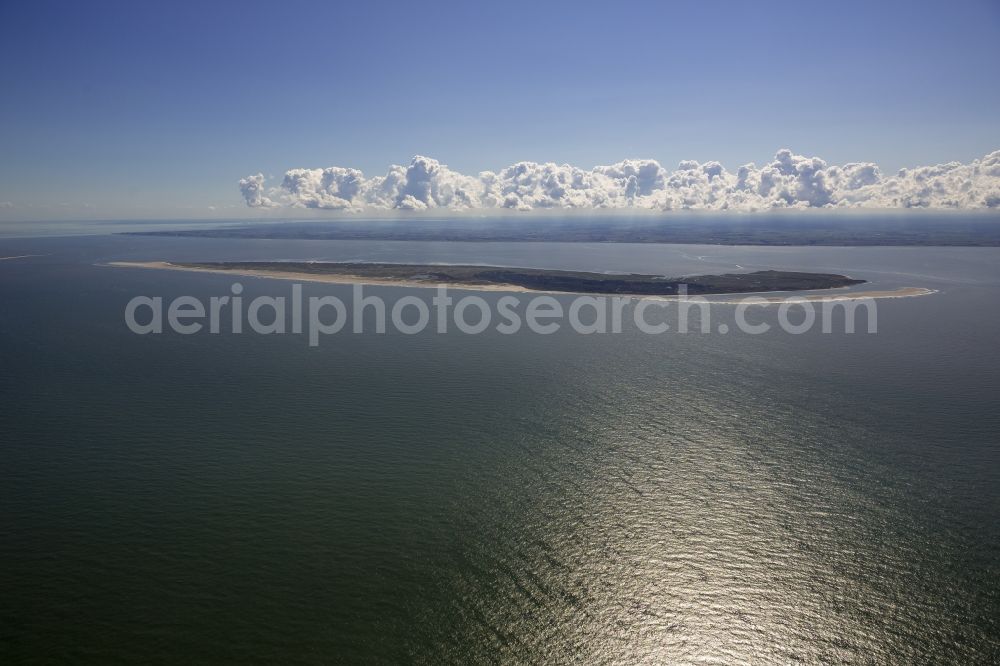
<box><xmin>106</xmin><ymin>261</ymin><xmax>936</xmax><ymax>303</ymax></box>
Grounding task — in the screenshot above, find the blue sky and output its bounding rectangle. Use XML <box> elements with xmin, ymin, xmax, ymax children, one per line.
<box><xmin>1</xmin><ymin>0</ymin><xmax>999</xmax><ymax>218</ymax></box>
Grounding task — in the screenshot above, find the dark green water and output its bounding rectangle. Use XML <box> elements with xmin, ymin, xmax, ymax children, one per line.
<box><xmin>1</xmin><ymin>236</ymin><xmax>999</xmax><ymax>663</ymax></box>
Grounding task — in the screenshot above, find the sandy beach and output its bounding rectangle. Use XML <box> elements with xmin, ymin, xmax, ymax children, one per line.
<box><xmin>695</xmin><ymin>286</ymin><xmax>936</xmax><ymax>305</ymax></box>
<box><xmin>106</xmin><ymin>261</ymin><xmax>936</xmax><ymax>303</ymax></box>
<box><xmin>107</xmin><ymin>261</ymin><xmax>542</xmax><ymax>293</ymax></box>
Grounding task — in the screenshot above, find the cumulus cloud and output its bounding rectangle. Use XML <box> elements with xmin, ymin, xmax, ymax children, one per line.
<box><xmin>238</xmin><ymin>173</ymin><xmax>276</xmax><ymax>208</ymax></box>
<box><xmin>240</xmin><ymin>149</ymin><xmax>1000</xmax><ymax>212</ymax></box>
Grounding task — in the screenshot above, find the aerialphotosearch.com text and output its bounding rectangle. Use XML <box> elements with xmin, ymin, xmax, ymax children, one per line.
<box><xmin>124</xmin><ymin>282</ymin><xmax>877</xmax><ymax>345</ymax></box>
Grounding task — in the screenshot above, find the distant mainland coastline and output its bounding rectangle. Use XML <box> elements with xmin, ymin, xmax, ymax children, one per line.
<box><xmin>121</xmin><ymin>214</ymin><xmax>1000</xmax><ymax>246</ymax></box>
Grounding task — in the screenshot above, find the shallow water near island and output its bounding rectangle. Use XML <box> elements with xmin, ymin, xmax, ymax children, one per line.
<box><xmin>1</xmin><ymin>232</ymin><xmax>999</xmax><ymax>663</ymax></box>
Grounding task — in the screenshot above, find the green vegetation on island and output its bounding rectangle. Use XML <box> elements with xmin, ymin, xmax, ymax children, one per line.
<box><xmin>176</xmin><ymin>262</ymin><xmax>866</xmax><ymax>295</ymax></box>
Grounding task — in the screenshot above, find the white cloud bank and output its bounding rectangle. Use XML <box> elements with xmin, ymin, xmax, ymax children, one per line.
<box><xmin>240</xmin><ymin>149</ymin><xmax>1000</xmax><ymax>212</ymax></box>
